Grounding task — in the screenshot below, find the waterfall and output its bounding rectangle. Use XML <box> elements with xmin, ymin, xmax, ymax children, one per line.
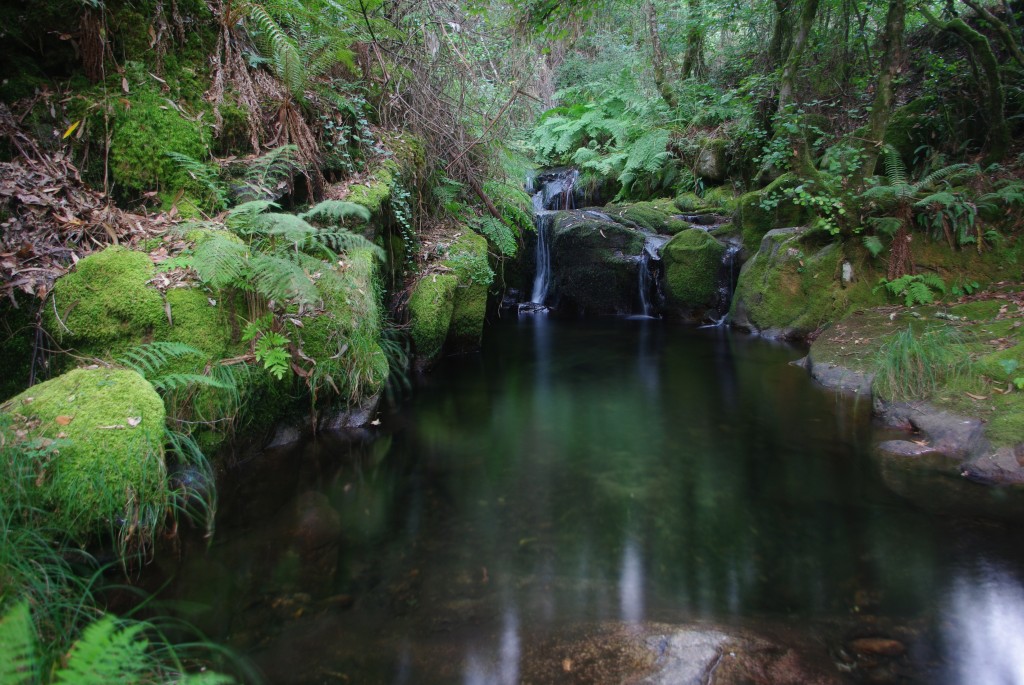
<box><xmin>527</xmin><ymin>169</ymin><xmax>578</xmax><ymax>308</ymax></box>
<box><xmin>637</xmin><ymin>234</ymin><xmax>669</xmax><ymax>318</ymax></box>
<box><xmin>704</xmin><ymin>241</ymin><xmax>742</xmax><ymax>327</ymax></box>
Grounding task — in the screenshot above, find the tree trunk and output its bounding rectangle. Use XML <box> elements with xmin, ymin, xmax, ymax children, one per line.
<box><xmin>645</xmin><ymin>0</ymin><xmax>678</xmax><ymax>108</ymax></box>
<box><xmin>778</xmin><ymin>0</ymin><xmax>821</xmax><ymax>111</ymax></box>
<box><xmin>680</xmin><ymin>0</ymin><xmax>706</xmax><ymax>79</ymax></box>
<box><xmin>960</xmin><ymin>0</ymin><xmax>1024</xmax><ymax>67</ymax></box>
<box><xmin>768</xmin><ymin>0</ymin><xmax>794</xmax><ymax>67</ymax></box>
<box><xmin>920</xmin><ymin>8</ymin><xmax>1010</xmax><ymax>164</ymax></box>
<box><xmin>854</xmin><ymin>0</ymin><xmax>906</xmax><ymax>185</ymax></box>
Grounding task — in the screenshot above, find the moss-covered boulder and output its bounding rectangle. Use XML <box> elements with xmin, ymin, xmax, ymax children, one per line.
<box><xmin>696</xmin><ymin>139</ymin><xmax>729</xmax><ymax>182</ymax></box>
<box><xmin>409</xmin><ymin>273</ymin><xmax>458</xmax><ymax>364</ymax></box>
<box><xmin>601</xmin><ymin>200</ymin><xmax>691</xmax><ymax>235</ymax></box>
<box><xmin>444</xmin><ymin>231</ymin><xmax>490</xmax><ymax>353</ymax></box>
<box><xmin>731</xmin><ymin>227</ymin><xmax>872</xmax><ymax>339</ymax></box>
<box><xmin>45</xmin><ymin>246</ymin><xmax>164</xmax><ymax>357</ymax></box>
<box><xmin>2</xmin><ymin>368</ymin><xmax>168</xmax><ymax>543</ymax></box>
<box><xmin>662</xmin><ymin>229</ymin><xmax>727</xmax><ymax>312</ymax></box>
<box><xmin>735</xmin><ymin>173</ymin><xmax>810</xmax><ymax>248</ymax></box>
<box><xmin>549</xmin><ymin>211</ymin><xmax>645</xmax><ymax>315</ymax></box>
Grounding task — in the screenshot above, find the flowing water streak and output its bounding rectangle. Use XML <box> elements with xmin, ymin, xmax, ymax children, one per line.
<box><xmin>637</xmin><ymin>235</ymin><xmax>670</xmax><ymax>317</ymax></box>
<box><xmin>529</xmin><ymin>169</ymin><xmax>578</xmax><ymax>306</ymax></box>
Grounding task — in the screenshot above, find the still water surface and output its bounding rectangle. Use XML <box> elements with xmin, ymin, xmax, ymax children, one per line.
<box><xmin>164</xmin><ymin>318</ymin><xmax>1024</xmax><ymax>684</ymax></box>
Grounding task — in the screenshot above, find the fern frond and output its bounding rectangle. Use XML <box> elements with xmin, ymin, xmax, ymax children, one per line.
<box><xmin>226</xmin><ymin>200</ymin><xmax>278</xmax><ymax>234</ymax></box>
<box><xmin>262</xmin><ymin>213</ymin><xmax>318</xmax><ymax>247</ymax></box>
<box><xmin>0</xmin><ymin>602</ymin><xmax>37</xmax><ymax>685</ymax></box>
<box><xmin>300</xmin><ymin>200</ymin><xmax>371</xmax><ymax>224</ymax></box>
<box><xmin>306</xmin><ymin>228</ymin><xmax>384</xmax><ymax>260</ymax></box>
<box><xmin>250</xmin><ymin>252</ymin><xmax>319</xmax><ymax>304</ymax></box>
<box><xmin>880</xmin><ymin>145</ymin><xmax>907</xmax><ymax>188</ymax></box>
<box><xmin>920</xmin><ymin>273</ymin><xmax>947</xmax><ymax>294</ymax></box>
<box><xmin>192</xmin><ymin>233</ymin><xmax>251</xmax><ymax>289</ymax></box>
<box><xmin>248</xmin><ymin>4</ymin><xmax>306</xmax><ymax>96</ymax></box>
<box><xmin>150</xmin><ymin>374</ymin><xmax>233</xmax><ymax>393</ymax></box>
<box><xmin>903</xmin><ymin>281</ymin><xmax>934</xmax><ymax>306</ymax></box>
<box><xmin>917</xmin><ymin>163</ymin><xmax>974</xmax><ymax>191</ymax></box>
<box><xmin>116</xmin><ymin>342</ymin><xmax>206</xmax><ymax>379</ymax></box>
<box><xmin>54</xmin><ymin>615</ymin><xmax>147</xmax><ymax>684</ymax></box>
<box><xmin>472</xmin><ymin>216</ymin><xmax>518</xmax><ymax>257</ymax></box>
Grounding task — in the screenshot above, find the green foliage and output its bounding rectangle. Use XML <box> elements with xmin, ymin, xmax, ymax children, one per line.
<box><xmin>873</xmin><ymin>325</ymin><xmax>972</xmax><ymax>401</ymax></box>
<box><xmin>874</xmin><ymin>274</ymin><xmax>947</xmax><ymax>306</ymax></box>
<box><xmin>243</xmin><ymin>321</ymin><xmax>291</xmax><ymax>380</ymax></box>
<box><xmin>863</xmin><ymin>235</ymin><xmax>885</xmax><ymax>257</ymax></box>
<box><xmin>0</xmin><ymin>602</ymin><xmax>36</xmax><ymax>685</ymax></box>
<box><xmin>110</xmin><ymin>89</ymin><xmax>210</xmax><ymax>197</ymax></box>
<box><xmin>116</xmin><ymin>342</ymin><xmax>233</xmax><ymax>394</ymax></box>
<box><xmin>470</xmin><ymin>215</ymin><xmax>518</xmax><ymax>257</ymax></box>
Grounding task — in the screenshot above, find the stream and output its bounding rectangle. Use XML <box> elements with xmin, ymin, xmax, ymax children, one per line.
<box><xmin>158</xmin><ymin>318</ymin><xmax>1024</xmax><ymax>684</ymax></box>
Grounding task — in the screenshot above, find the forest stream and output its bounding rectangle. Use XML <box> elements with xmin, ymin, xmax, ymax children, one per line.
<box><xmin>154</xmin><ymin>318</ymin><xmax>1024</xmax><ymax>684</ymax></box>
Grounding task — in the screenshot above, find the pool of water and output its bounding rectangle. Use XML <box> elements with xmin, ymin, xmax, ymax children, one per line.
<box><xmin>157</xmin><ymin>318</ymin><xmax>1024</xmax><ymax>684</ymax></box>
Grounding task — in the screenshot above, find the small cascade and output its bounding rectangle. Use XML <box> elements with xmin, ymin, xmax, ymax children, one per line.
<box><xmin>637</xmin><ymin>234</ymin><xmax>670</xmax><ymax>318</ymax></box>
<box><xmin>523</xmin><ymin>168</ymin><xmax>579</xmax><ymax>311</ymax></box>
<box><xmin>705</xmin><ymin>241</ymin><xmax>742</xmax><ymax>327</ymax></box>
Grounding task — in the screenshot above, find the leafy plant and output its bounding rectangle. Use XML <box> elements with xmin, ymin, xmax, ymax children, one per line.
<box><xmin>243</xmin><ymin>321</ymin><xmax>291</xmax><ymax>380</ymax></box>
<box><xmin>874</xmin><ymin>274</ymin><xmax>947</xmax><ymax>306</ymax></box>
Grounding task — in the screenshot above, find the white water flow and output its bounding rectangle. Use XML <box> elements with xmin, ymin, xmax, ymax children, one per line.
<box><xmin>529</xmin><ymin>169</ymin><xmax>578</xmax><ymax>306</ymax></box>
<box><xmin>637</xmin><ymin>235</ymin><xmax>670</xmax><ymax>317</ymax></box>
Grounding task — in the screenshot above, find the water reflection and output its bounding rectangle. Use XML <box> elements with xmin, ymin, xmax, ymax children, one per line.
<box><xmin>946</xmin><ymin>563</ymin><xmax>1024</xmax><ymax>685</ymax></box>
<box><xmin>160</xmin><ymin>318</ymin><xmax>1024</xmax><ymax>683</ymax></box>
<box><xmin>619</xmin><ymin>538</ymin><xmax>645</xmax><ymax>624</ymax></box>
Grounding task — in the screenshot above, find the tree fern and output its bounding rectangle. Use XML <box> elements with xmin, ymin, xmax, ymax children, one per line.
<box><xmin>248</xmin><ymin>4</ymin><xmax>306</xmax><ymax>98</ymax></box>
<box><xmin>0</xmin><ymin>602</ymin><xmax>36</xmax><ymax>685</ymax></box>
<box><xmin>250</xmin><ymin>252</ymin><xmax>319</xmax><ymax>304</ymax></box>
<box><xmin>304</xmin><ymin>228</ymin><xmax>384</xmax><ymax>260</ymax></box>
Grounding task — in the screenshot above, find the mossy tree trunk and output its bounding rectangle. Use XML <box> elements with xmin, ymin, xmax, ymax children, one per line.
<box><xmin>777</xmin><ymin>0</ymin><xmax>821</xmax><ymax>111</ymax></box>
<box><xmin>854</xmin><ymin>0</ymin><xmax>906</xmax><ymax>185</ymax></box>
<box><xmin>920</xmin><ymin>8</ymin><xmax>1010</xmax><ymax>164</ymax></box>
<box><xmin>645</xmin><ymin>0</ymin><xmax>678</xmax><ymax>109</ymax></box>
<box><xmin>680</xmin><ymin>0</ymin><xmax>707</xmax><ymax>80</ymax></box>
<box><xmin>768</xmin><ymin>0</ymin><xmax>794</xmax><ymax>67</ymax></box>
<box><xmin>960</xmin><ymin>0</ymin><xmax>1024</xmax><ymax>68</ymax></box>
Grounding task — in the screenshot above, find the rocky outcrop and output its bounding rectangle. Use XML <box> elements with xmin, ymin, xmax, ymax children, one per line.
<box><xmin>661</xmin><ymin>228</ymin><xmax>726</xmax><ymax>316</ymax></box>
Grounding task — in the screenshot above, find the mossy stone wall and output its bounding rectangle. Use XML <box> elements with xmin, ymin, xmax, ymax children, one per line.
<box><xmin>662</xmin><ymin>229</ymin><xmax>726</xmax><ymax>308</ymax></box>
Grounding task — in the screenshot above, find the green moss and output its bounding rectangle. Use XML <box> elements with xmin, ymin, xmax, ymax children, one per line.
<box><xmin>695</xmin><ymin>138</ymin><xmax>729</xmax><ymax>182</ymax></box>
<box><xmin>45</xmin><ymin>246</ymin><xmax>164</xmax><ymax>357</ymax></box>
<box><xmin>603</xmin><ymin>199</ymin><xmax>689</xmax><ymax>235</ymax></box>
<box><xmin>950</xmin><ymin>300</ymin><xmax>1003</xmax><ymax>320</ymax></box>
<box><xmin>674</xmin><ymin>192</ymin><xmax>711</xmax><ymax>213</ymax></box>
<box><xmin>379</xmin><ymin>132</ymin><xmax>427</xmax><ymax>176</ymax></box>
<box><xmin>702</xmin><ymin>186</ymin><xmax>738</xmax><ymax>213</ymax></box>
<box><xmin>2</xmin><ymin>368</ymin><xmax>168</xmax><ymax>542</ymax></box>
<box><xmin>736</xmin><ymin>173</ymin><xmax>810</xmax><ymax>247</ymax></box>
<box><xmin>110</xmin><ymin>89</ymin><xmax>210</xmax><ymax>196</ymax></box>
<box><xmin>347</xmin><ymin>161</ymin><xmax>396</xmax><ymax>215</ymax></box>
<box><xmin>550</xmin><ymin>213</ymin><xmax>645</xmax><ymax>314</ymax></box>
<box><xmin>662</xmin><ymin>229</ymin><xmax>726</xmax><ymax>307</ymax></box>
<box><xmin>408</xmin><ymin>273</ymin><xmax>458</xmax><ymax>362</ymax></box>
<box><xmin>443</xmin><ymin>231</ymin><xmax>490</xmax><ymax>351</ymax></box>
<box><xmin>975</xmin><ymin>342</ymin><xmax>1024</xmax><ymax>383</ymax></box>
<box><xmin>731</xmin><ymin>228</ymin><xmax>867</xmax><ymax>337</ymax></box>
<box><xmin>884</xmin><ymin>97</ymin><xmax>943</xmax><ymax>168</ymax></box>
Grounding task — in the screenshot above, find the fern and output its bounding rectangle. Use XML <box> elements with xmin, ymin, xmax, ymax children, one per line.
<box><xmin>54</xmin><ymin>615</ymin><xmax>148</xmax><ymax>684</ymax></box>
<box><xmin>234</xmin><ymin>145</ymin><xmax>303</xmax><ymax>202</ymax></box>
<box><xmin>863</xmin><ymin>235</ymin><xmax>885</xmax><ymax>257</ymax></box>
<box><xmin>249</xmin><ymin>252</ymin><xmax>319</xmax><ymax>304</ymax></box>
<box><xmin>875</xmin><ymin>274</ymin><xmax>947</xmax><ymax>306</ymax></box>
<box><xmin>192</xmin><ymin>233</ymin><xmax>250</xmax><ymax>290</ymax></box>
<box><xmin>165</xmin><ymin>152</ymin><xmax>228</xmax><ymax>211</ymax></box>
<box><xmin>300</xmin><ymin>200</ymin><xmax>371</xmax><ymax>224</ymax></box>
<box><xmin>116</xmin><ymin>342</ymin><xmax>208</xmax><ymax>379</ymax></box>
<box><xmin>248</xmin><ymin>4</ymin><xmax>305</xmax><ymax>97</ymax></box>
<box><xmin>471</xmin><ymin>215</ymin><xmax>518</xmax><ymax>257</ymax></box>
<box><xmin>0</xmin><ymin>602</ymin><xmax>36</xmax><ymax>685</ymax></box>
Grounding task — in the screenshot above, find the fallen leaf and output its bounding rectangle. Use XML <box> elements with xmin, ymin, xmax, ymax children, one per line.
<box><xmin>127</xmin><ymin>416</ymin><xmax>142</xmax><ymax>427</ymax></box>
<box><xmin>370</xmin><ymin>418</ymin><xmax>381</xmax><ymax>426</ymax></box>
<box><xmin>121</xmin><ymin>77</ymin><xmax>130</xmax><ymax>94</ymax></box>
<box><xmin>562</xmin><ymin>659</ymin><xmax>573</xmax><ymax>673</ymax></box>
<box><xmin>55</xmin><ymin>415</ymin><xmax>74</xmax><ymax>426</ymax></box>
<box><xmin>965</xmin><ymin>392</ymin><xmax>987</xmax><ymax>401</ymax></box>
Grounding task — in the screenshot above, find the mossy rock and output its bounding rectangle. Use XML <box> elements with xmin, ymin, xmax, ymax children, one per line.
<box><xmin>603</xmin><ymin>200</ymin><xmax>690</xmax><ymax>235</ymax></box>
<box><xmin>347</xmin><ymin>160</ymin><xmax>397</xmax><ymax>219</ymax></box>
<box><xmin>736</xmin><ymin>173</ymin><xmax>810</xmax><ymax>248</ymax></box>
<box><xmin>884</xmin><ymin>97</ymin><xmax>943</xmax><ymax>168</ymax></box>
<box><xmin>408</xmin><ymin>273</ymin><xmax>458</xmax><ymax>363</ymax></box>
<box><xmin>702</xmin><ymin>186</ymin><xmax>738</xmax><ymax>213</ymax></box>
<box><xmin>45</xmin><ymin>246</ymin><xmax>164</xmax><ymax>357</ymax></box>
<box><xmin>549</xmin><ymin>211</ymin><xmax>645</xmax><ymax>315</ymax></box>
<box><xmin>696</xmin><ymin>138</ymin><xmax>729</xmax><ymax>182</ymax></box>
<box><xmin>662</xmin><ymin>229</ymin><xmax>727</xmax><ymax>310</ymax></box>
<box><xmin>674</xmin><ymin>192</ymin><xmax>711</xmax><ymax>213</ymax></box>
<box><xmin>2</xmin><ymin>368</ymin><xmax>168</xmax><ymax>543</ymax></box>
<box><xmin>731</xmin><ymin>227</ymin><xmax>878</xmax><ymax>339</ymax></box>
<box><xmin>443</xmin><ymin>231</ymin><xmax>491</xmax><ymax>353</ymax></box>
